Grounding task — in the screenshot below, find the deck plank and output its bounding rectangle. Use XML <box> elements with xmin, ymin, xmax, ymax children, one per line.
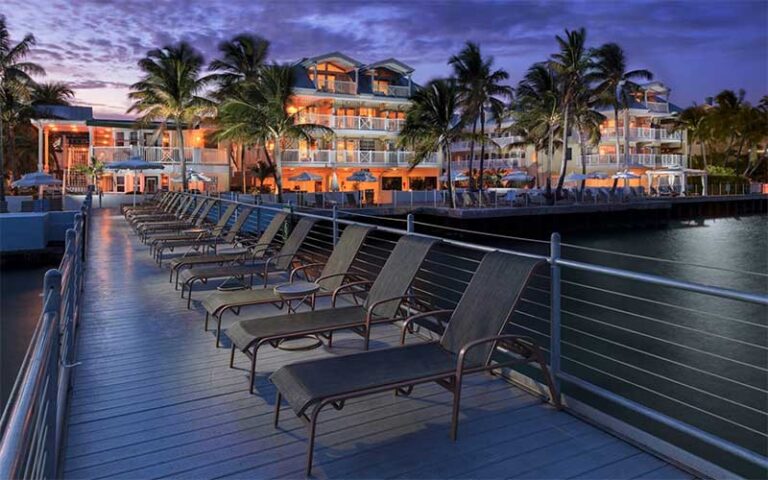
<box><xmin>61</xmin><ymin>209</ymin><xmax>690</xmax><ymax>479</ymax></box>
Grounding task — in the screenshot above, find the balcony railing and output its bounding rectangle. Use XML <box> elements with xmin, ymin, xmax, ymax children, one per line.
<box><xmin>383</xmin><ymin>85</ymin><xmax>411</xmax><ymax>97</ymax></box>
<box><xmin>600</xmin><ymin>127</ymin><xmax>682</xmax><ymax>142</ymax></box>
<box><xmin>317</xmin><ymin>80</ymin><xmax>357</xmax><ymax>95</ymax></box>
<box><xmin>296</xmin><ymin>114</ymin><xmax>405</xmax><ymax>132</ymax></box>
<box><xmin>90</xmin><ymin>146</ymin><xmax>227</xmax><ymax>165</ymax></box>
<box><xmin>453</xmin><ymin>136</ymin><xmax>526</xmax><ymax>151</ymax></box>
<box><xmin>646</xmin><ymin>101</ymin><xmax>670</xmax><ymax>113</ymax></box>
<box><xmin>453</xmin><ymin>157</ymin><xmax>527</xmax><ymax>169</ymax></box>
<box><xmin>582</xmin><ymin>153</ymin><xmax>686</xmax><ymax>167</ymax></box>
<box><xmin>283</xmin><ymin>149</ymin><xmax>437</xmax><ymax>166</ymax></box>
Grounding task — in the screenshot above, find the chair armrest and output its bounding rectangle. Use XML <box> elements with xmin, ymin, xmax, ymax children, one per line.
<box><xmin>314</xmin><ymin>270</ymin><xmax>366</xmax><ymax>285</ymax></box>
<box><xmin>290</xmin><ymin>263</ymin><xmax>325</xmax><ymax>282</ymax></box>
<box><xmin>400</xmin><ymin>309</ymin><xmax>454</xmax><ymax>344</ymax></box>
<box><xmin>331</xmin><ymin>280</ymin><xmax>374</xmax><ymax>306</ymax></box>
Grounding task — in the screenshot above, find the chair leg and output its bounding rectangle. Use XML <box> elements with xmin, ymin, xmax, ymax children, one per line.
<box><xmin>327</xmin><ymin>331</ymin><xmax>333</xmax><ymax>348</ymax></box>
<box><xmin>187</xmin><ymin>283</ymin><xmax>194</xmax><ymax>309</ymax></box>
<box><xmin>450</xmin><ymin>375</ymin><xmax>463</xmax><ymax>441</ymax></box>
<box><xmin>273</xmin><ymin>392</ymin><xmax>282</xmax><ymax>427</ymax></box>
<box><xmin>229</xmin><ymin>344</ymin><xmax>236</xmax><ymax>368</ymax></box>
<box><xmin>204</xmin><ymin>312</ymin><xmax>209</xmax><ymax>331</ymax></box>
<box><xmin>216</xmin><ymin>315</ymin><xmax>223</xmax><ymax>347</ymax></box>
<box><xmin>306</xmin><ymin>405</ymin><xmax>322</xmax><ymax>477</ymax></box>
<box><xmin>249</xmin><ymin>348</ymin><xmax>258</xmax><ymax>394</ymax></box>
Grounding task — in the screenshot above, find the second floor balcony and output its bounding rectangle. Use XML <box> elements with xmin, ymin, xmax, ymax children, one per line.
<box><xmin>582</xmin><ymin>153</ymin><xmax>687</xmax><ymax>168</ymax></box>
<box><xmin>283</xmin><ymin>149</ymin><xmax>437</xmax><ymax>167</ymax></box>
<box><xmin>600</xmin><ymin>127</ymin><xmax>682</xmax><ymax>142</ymax></box>
<box><xmin>90</xmin><ymin>146</ymin><xmax>228</xmax><ymax>165</ymax></box>
<box><xmin>296</xmin><ymin>114</ymin><xmax>405</xmax><ymax>133</ymax></box>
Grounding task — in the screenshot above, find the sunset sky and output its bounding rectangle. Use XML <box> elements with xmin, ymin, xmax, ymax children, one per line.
<box><xmin>4</xmin><ymin>0</ymin><xmax>767</xmax><ymax>118</ymax></box>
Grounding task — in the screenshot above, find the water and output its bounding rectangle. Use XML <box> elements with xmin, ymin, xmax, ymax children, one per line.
<box><xmin>0</xmin><ymin>260</ymin><xmax>60</xmax><ymax>409</ymax></box>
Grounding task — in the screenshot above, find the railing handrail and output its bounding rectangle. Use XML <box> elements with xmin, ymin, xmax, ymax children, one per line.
<box><xmin>0</xmin><ymin>191</ymin><xmax>92</xmax><ymax>478</ymax></box>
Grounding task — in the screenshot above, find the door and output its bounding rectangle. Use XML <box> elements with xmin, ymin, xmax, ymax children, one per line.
<box><xmin>145</xmin><ymin>176</ymin><xmax>158</xmax><ymax>194</ymax></box>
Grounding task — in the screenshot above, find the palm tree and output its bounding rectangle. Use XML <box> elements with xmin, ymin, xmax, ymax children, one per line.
<box><xmin>73</xmin><ymin>158</ymin><xmax>105</xmax><ymax>191</ymax></box>
<box><xmin>672</xmin><ymin>105</ymin><xmax>711</xmax><ymax>169</ymax></box>
<box><xmin>249</xmin><ymin>161</ymin><xmax>275</xmax><ymax>193</ymax></box>
<box><xmin>399</xmin><ymin>78</ymin><xmax>465</xmax><ymax>208</ymax></box>
<box><xmin>592</xmin><ymin>43</ymin><xmax>653</xmax><ymax>171</ymax></box>
<box><xmin>128</xmin><ymin>42</ymin><xmax>216</xmax><ymax>191</ymax></box>
<box><xmin>571</xmin><ymin>85</ymin><xmax>604</xmax><ymax>178</ymax></box>
<box><xmin>511</xmin><ymin>63</ymin><xmax>560</xmax><ymax>186</ymax></box>
<box><xmin>0</xmin><ymin>15</ymin><xmax>45</xmax><ymax>202</ymax></box>
<box><xmin>210</xmin><ymin>34</ymin><xmax>270</xmax><ymax>192</ymax></box>
<box><xmin>31</xmin><ymin>81</ymin><xmax>74</xmax><ymax>105</ymax></box>
<box><xmin>217</xmin><ymin>63</ymin><xmax>331</xmax><ymax>201</ymax></box>
<box><xmin>549</xmin><ymin>27</ymin><xmax>593</xmax><ymax>191</ymax></box>
<box><xmin>449</xmin><ymin>42</ymin><xmax>512</xmax><ymax>194</ymax></box>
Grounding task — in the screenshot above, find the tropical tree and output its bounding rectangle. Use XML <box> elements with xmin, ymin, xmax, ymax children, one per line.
<box><xmin>449</xmin><ymin>42</ymin><xmax>512</xmax><ymax>194</ymax></box>
<box><xmin>210</xmin><ymin>34</ymin><xmax>270</xmax><ymax>192</ymax></box>
<box><xmin>73</xmin><ymin>157</ymin><xmax>105</xmax><ymax>191</ymax></box>
<box><xmin>510</xmin><ymin>63</ymin><xmax>561</xmax><ymax>186</ymax></box>
<box><xmin>672</xmin><ymin>105</ymin><xmax>711</xmax><ymax>169</ymax></box>
<box><xmin>592</xmin><ymin>43</ymin><xmax>653</xmax><ymax>170</ymax></box>
<box><xmin>128</xmin><ymin>42</ymin><xmax>216</xmax><ymax>191</ymax></box>
<box><xmin>217</xmin><ymin>63</ymin><xmax>331</xmax><ymax>201</ymax></box>
<box><xmin>549</xmin><ymin>27</ymin><xmax>593</xmax><ymax>191</ymax></box>
<box><xmin>399</xmin><ymin>78</ymin><xmax>465</xmax><ymax>208</ymax></box>
<box><xmin>571</xmin><ymin>84</ymin><xmax>604</xmax><ymax>178</ymax></box>
<box><xmin>249</xmin><ymin>161</ymin><xmax>275</xmax><ymax>193</ymax></box>
<box><xmin>31</xmin><ymin>81</ymin><xmax>74</xmax><ymax>106</ymax></box>
<box><xmin>0</xmin><ymin>15</ymin><xmax>45</xmax><ymax>201</ymax></box>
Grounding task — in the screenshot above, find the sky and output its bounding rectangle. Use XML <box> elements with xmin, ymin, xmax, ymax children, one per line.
<box><xmin>4</xmin><ymin>0</ymin><xmax>767</xmax><ymax>118</ymax></box>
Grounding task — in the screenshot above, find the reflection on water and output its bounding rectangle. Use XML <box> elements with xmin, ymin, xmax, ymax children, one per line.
<box><xmin>1</xmin><ymin>261</ymin><xmax>59</xmax><ymax>408</ymax></box>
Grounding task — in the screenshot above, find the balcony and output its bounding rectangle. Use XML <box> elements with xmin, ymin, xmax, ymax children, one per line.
<box><xmin>374</xmin><ymin>85</ymin><xmax>410</xmax><ymax>97</ymax></box>
<box><xmin>283</xmin><ymin>149</ymin><xmax>437</xmax><ymax>167</ymax></box>
<box><xmin>453</xmin><ymin>136</ymin><xmax>526</xmax><ymax>151</ymax></box>
<box><xmin>296</xmin><ymin>114</ymin><xmax>405</xmax><ymax>132</ymax></box>
<box><xmin>646</xmin><ymin>101</ymin><xmax>670</xmax><ymax>113</ymax></box>
<box><xmin>317</xmin><ymin>80</ymin><xmax>357</xmax><ymax>95</ymax></box>
<box><xmin>90</xmin><ymin>146</ymin><xmax>227</xmax><ymax>165</ymax></box>
<box><xmin>582</xmin><ymin>153</ymin><xmax>686</xmax><ymax>168</ymax></box>
<box><xmin>600</xmin><ymin>127</ymin><xmax>682</xmax><ymax>142</ymax></box>
<box><xmin>453</xmin><ymin>155</ymin><xmax>527</xmax><ymax>170</ymax></box>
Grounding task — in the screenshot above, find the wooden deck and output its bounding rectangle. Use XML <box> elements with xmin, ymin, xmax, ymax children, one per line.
<box><xmin>61</xmin><ymin>210</ymin><xmax>691</xmax><ymax>479</ymax></box>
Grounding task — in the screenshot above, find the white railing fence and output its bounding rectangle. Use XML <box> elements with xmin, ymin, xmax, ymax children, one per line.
<box><xmin>90</xmin><ymin>147</ymin><xmax>226</xmax><ymax>165</ymax></box>
<box><xmin>0</xmin><ymin>192</ymin><xmax>92</xmax><ymax>479</ymax></box>
<box><xmin>282</xmin><ymin>150</ymin><xmax>436</xmax><ymax>166</ymax></box>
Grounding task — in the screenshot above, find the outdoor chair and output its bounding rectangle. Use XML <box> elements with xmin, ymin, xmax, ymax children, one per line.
<box><xmin>129</xmin><ymin>195</ymin><xmax>191</xmax><ymax>227</ymax></box>
<box><xmin>168</xmin><ymin>211</ymin><xmax>288</xmax><ymax>285</ymax></box>
<box><xmin>201</xmin><ymin>224</ymin><xmax>373</xmax><ymax>348</ymax></box>
<box><xmin>123</xmin><ymin>191</ymin><xmax>175</xmax><ymax>217</ymax></box>
<box><xmin>178</xmin><ymin>217</ymin><xmax>318</xmax><ymax>312</ymax></box>
<box><xmin>225</xmin><ymin>235</ymin><xmax>437</xmax><ymax>392</ymax></box>
<box><xmin>270</xmin><ymin>251</ymin><xmax>559</xmax><ymax>475</ymax></box>
<box><xmin>139</xmin><ymin>199</ymin><xmax>215</xmax><ymax>242</ymax></box>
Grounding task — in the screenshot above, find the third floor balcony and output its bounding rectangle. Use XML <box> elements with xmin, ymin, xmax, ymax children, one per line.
<box><xmin>283</xmin><ymin>149</ymin><xmax>437</xmax><ymax>167</ymax></box>
<box><xmin>296</xmin><ymin>113</ymin><xmax>405</xmax><ymax>133</ymax></box>
<box><xmin>600</xmin><ymin>127</ymin><xmax>682</xmax><ymax>142</ymax></box>
<box><xmin>582</xmin><ymin>153</ymin><xmax>686</xmax><ymax>168</ymax></box>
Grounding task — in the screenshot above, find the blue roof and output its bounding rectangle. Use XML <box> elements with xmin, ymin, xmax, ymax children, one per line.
<box><xmin>34</xmin><ymin>105</ymin><xmax>93</xmax><ymax>121</ymax></box>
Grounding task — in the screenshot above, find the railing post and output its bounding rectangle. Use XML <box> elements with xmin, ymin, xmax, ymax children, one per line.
<box><xmin>549</xmin><ymin>233</ymin><xmax>562</xmax><ymax>401</ymax></box>
<box><xmin>332</xmin><ymin>205</ymin><xmax>339</xmax><ymax>245</ymax></box>
<box><xmin>43</xmin><ymin>268</ymin><xmax>62</xmax><ymax>476</ymax></box>
<box><xmin>406</xmin><ymin>213</ymin><xmax>414</xmax><ymax>234</ymax></box>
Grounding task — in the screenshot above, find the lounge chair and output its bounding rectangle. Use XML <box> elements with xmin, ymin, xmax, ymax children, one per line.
<box><xmin>169</xmin><ymin>211</ymin><xmax>289</xmax><ymax>285</ymax></box>
<box><xmin>178</xmin><ymin>217</ymin><xmax>317</xmax><ymax>311</ymax></box>
<box><xmin>130</xmin><ymin>195</ymin><xmax>191</xmax><ymax>227</ymax></box>
<box><xmin>225</xmin><ymin>235</ymin><xmax>437</xmax><ymax>392</ymax></box>
<box><xmin>139</xmin><ymin>199</ymin><xmax>215</xmax><ymax>241</ymax></box>
<box><xmin>270</xmin><ymin>251</ymin><xmax>559</xmax><ymax>475</ymax></box>
<box><xmin>151</xmin><ymin>204</ymin><xmax>241</xmax><ymax>264</ymax></box>
<box><xmin>124</xmin><ymin>192</ymin><xmax>175</xmax><ymax>217</ymax></box>
<box><xmin>201</xmin><ymin>224</ymin><xmax>373</xmax><ymax>347</ymax></box>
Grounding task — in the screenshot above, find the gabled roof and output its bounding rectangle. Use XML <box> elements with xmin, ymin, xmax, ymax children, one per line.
<box><xmin>363</xmin><ymin>58</ymin><xmax>414</xmax><ymax>75</ymax></box>
<box><xmin>299</xmin><ymin>51</ymin><xmax>363</xmax><ymax>70</ymax></box>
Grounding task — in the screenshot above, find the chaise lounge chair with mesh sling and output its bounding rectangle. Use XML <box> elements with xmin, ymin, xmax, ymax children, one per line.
<box><xmin>124</xmin><ymin>191</ymin><xmax>175</xmax><ymax>217</ymax></box>
<box><xmin>126</xmin><ymin>193</ymin><xmax>184</xmax><ymax>224</ymax></box>
<box><xmin>269</xmin><ymin>250</ymin><xmax>560</xmax><ymax>476</ymax></box>
<box><xmin>200</xmin><ymin>224</ymin><xmax>373</xmax><ymax>348</ymax></box>
<box><xmin>225</xmin><ymin>235</ymin><xmax>437</xmax><ymax>392</ymax></box>
<box><xmin>168</xmin><ymin>211</ymin><xmax>288</xmax><ymax>285</ymax></box>
<box><xmin>151</xmin><ymin>204</ymin><xmax>243</xmax><ymax>265</ymax></box>
<box><xmin>137</xmin><ymin>198</ymin><xmax>214</xmax><ymax>239</ymax></box>
<box><xmin>130</xmin><ymin>194</ymin><xmax>192</xmax><ymax>227</ymax></box>
<box><xmin>178</xmin><ymin>217</ymin><xmax>318</xmax><ymax>313</ymax></box>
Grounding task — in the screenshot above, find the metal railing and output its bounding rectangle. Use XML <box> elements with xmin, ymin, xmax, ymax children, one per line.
<box><xmin>90</xmin><ymin>146</ymin><xmax>227</xmax><ymax>165</ymax></box>
<box><xmin>296</xmin><ymin>113</ymin><xmax>405</xmax><ymax>132</ymax></box>
<box><xmin>0</xmin><ymin>192</ymin><xmax>92</xmax><ymax>479</ymax></box>
<box><xmin>282</xmin><ymin>149</ymin><xmax>437</xmax><ymax>166</ymax></box>
<box><xmin>191</xmin><ymin>192</ymin><xmax>767</xmax><ymax>477</ymax></box>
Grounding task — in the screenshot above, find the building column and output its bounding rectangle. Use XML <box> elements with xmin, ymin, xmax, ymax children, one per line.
<box><xmin>44</xmin><ymin>129</ymin><xmax>49</xmax><ymax>172</ymax></box>
<box><xmin>37</xmin><ymin>123</ymin><xmax>44</xmax><ymax>172</ymax></box>
<box><xmin>407</xmin><ymin>74</ymin><xmax>412</xmax><ymax>96</ymax></box>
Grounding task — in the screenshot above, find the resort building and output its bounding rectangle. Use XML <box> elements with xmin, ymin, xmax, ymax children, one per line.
<box><xmin>451</xmin><ymin>81</ymin><xmax>688</xmax><ymax>186</ymax></box>
<box><xmin>247</xmin><ymin>52</ymin><xmax>439</xmax><ymax>202</ymax></box>
<box><xmin>29</xmin><ymin>105</ymin><xmax>230</xmax><ymax>194</ymax></box>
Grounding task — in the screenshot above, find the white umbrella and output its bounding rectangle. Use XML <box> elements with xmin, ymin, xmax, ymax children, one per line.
<box><xmin>289</xmin><ymin>172</ymin><xmax>322</xmax><ymax>182</ymax></box>
<box><xmin>502</xmin><ymin>171</ymin><xmax>534</xmax><ymax>182</ymax></box>
<box><xmin>564</xmin><ymin>173</ymin><xmax>588</xmax><ymax>183</ymax></box>
<box><xmin>612</xmin><ymin>171</ymin><xmax>640</xmax><ymax>180</ymax></box>
<box><xmin>440</xmin><ymin>171</ymin><xmax>469</xmax><ymax>182</ymax></box>
<box><xmin>346</xmin><ymin>170</ymin><xmax>377</xmax><ymax>183</ymax></box>
<box><xmin>106</xmin><ymin>157</ymin><xmax>165</xmax><ymax>206</ymax></box>
<box><xmin>11</xmin><ymin>171</ymin><xmax>62</xmax><ymax>188</ymax></box>
<box><xmin>329</xmin><ymin>171</ymin><xmax>340</xmax><ymax>192</ymax></box>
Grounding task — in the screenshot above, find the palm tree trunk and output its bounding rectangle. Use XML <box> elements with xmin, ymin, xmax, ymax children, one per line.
<box><xmin>701</xmin><ymin>141</ymin><xmax>708</xmax><ymax>169</ymax></box>
<box><xmin>273</xmin><ymin>139</ymin><xmax>283</xmax><ymax>202</ymax></box>
<box><xmin>8</xmin><ymin>125</ymin><xmax>17</xmax><ymax>186</ymax></box>
<box><xmin>547</xmin><ymin>128</ymin><xmax>554</xmax><ymax>185</ymax></box>
<box><xmin>240</xmin><ymin>145</ymin><xmax>247</xmax><ymax>193</ymax></box>
<box><xmin>468</xmin><ymin>118</ymin><xmax>477</xmax><ymax>191</ymax></box>
<box><xmin>613</xmin><ymin>107</ymin><xmax>621</xmax><ymax>170</ymax></box>
<box><xmin>556</xmin><ymin>104</ymin><xmax>569</xmax><ymax>192</ymax></box>
<box><xmin>623</xmin><ymin>107</ymin><xmax>630</xmax><ymax>169</ymax></box>
<box><xmin>176</xmin><ymin>124</ymin><xmax>188</xmax><ymax>191</ymax></box>
<box><xmin>442</xmin><ymin>145</ymin><xmax>455</xmax><ymax>208</ymax></box>
<box><xmin>478</xmin><ymin>108</ymin><xmax>486</xmax><ymax>196</ymax></box>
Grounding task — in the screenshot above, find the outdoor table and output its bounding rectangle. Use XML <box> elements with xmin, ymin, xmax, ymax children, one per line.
<box><xmin>273</xmin><ymin>281</ymin><xmax>323</xmax><ymax>350</ymax></box>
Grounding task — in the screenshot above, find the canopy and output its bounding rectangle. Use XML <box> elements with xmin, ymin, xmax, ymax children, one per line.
<box><xmin>346</xmin><ymin>170</ymin><xmax>377</xmax><ymax>183</ymax></box>
<box><xmin>646</xmin><ymin>167</ymin><xmax>708</xmax><ymax>196</ymax></box>
<box><xmin>11</xmin><ymin>171</ymin><xmax>62</xmax><ymax>188</ymax></box>
<box><xmin>105</xmin><ymin>157</ymin><xmax>165</xmax><ymax>171</ymax></box>
<box><xmin>289</xmin><ymin>172</ymin><xmax>323</xmax><ymax>182</ymax></box>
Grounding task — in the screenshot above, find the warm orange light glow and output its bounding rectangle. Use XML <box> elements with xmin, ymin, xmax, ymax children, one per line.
<box><xmin>287</xmin><ymin>106</ymin><xmax>298</xmax><ymax>115</ymax></box>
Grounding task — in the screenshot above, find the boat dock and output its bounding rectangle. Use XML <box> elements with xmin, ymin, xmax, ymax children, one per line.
<box><xmin>1</xmin><ymin>193</ymin><xmax>765</xmax><ymax>479</ymax></box>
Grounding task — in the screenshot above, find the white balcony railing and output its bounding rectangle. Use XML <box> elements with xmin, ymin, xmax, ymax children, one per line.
<box><xmin>90</xmin><ymin>146</ymin><xmax>227</xmax><ymax>165</ymax></box>
<box><xmin>282</xmin><ymin>149</ymin><xmax>437</xmax><ymax>166</ymax></box>
<box><xmin>317</xmin><ymin>80</ymin><xmax>357</xmax><ymax>95</ymax></box>
<box><xmin>296</xmin><ymin>114</ymin><xmax>405</xmax><ymax>132</ymax></box>
<box><xmin>600</xmin><ymin>127</ymin><xmax>682</xmax><ymax>142</ymax></box>
<box><xmin>646</xmin><ymin>101</ymin><xmax>670</xmax><ymax>113</ymax></box>
<box><xmin>582</xmin><ymin>153</ymin><xmax>686</xmax><ymax>167</ymax></box>
<box><xmin>453</xmin><ymin>158</ymin><xmax>527</xmax><ymax>169</ymax></box>
<box><xmin>452</xmin><ymin>137</ymin><xmax>526</xmax><ymax>151</ymax></box>
<box><xmin>385</xmin><ymin>85</ymin><xmax>410</xmax><ymax>97</ymax></box>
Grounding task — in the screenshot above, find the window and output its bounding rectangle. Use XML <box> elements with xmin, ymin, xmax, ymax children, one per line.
<box><xmin>115</xmin><ymin>131</ymin><xmax>125</xmax><ymax>147</ymax></box>
<box><xmin>359</xmin><ymin>139</ymin><xmax>375</xmax><ymax>151</ymax></box>
<box><xmin>116</xmin><ymin>175</ymin><xmax>125</xmax><ymax>193</ymax></box>
<box><xmin>129</xmin><ymin>131</ymin><xmax>138</xmax><ymax>146</ymax></box>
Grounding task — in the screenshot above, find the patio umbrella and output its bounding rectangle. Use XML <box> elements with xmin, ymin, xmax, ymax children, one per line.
<box><xmin>330</xmin><ymin>172</ymin><xmax>340</xmax><ymax>192</ymax></box>
<box><xmin>563</xmin><ymin>173</ymin><xmax>588</xmax><ymax>183</ymax></box>
<box><xmin>346</xmin><ymin>170</ymin><xmax>377</xmax><ymax>183</ymax></box>
<box><xmin>106</xmin><ymin>157</ymin><xmax>165</xmax><ymax>206</ymax></box>
<box><xmin>172</xmin><ymin>169</ymin><xmax>213</xmax><ymax>184</ymax></box>
<box><xmin>501</xmin><ymin>171</ymin><xmax>534</xmax><ymax>183</ymax></box>
<box><xmin>11</xmin><ymin>171</ymin><xmax>62</xmax><ymax>188</ymax></box>
<box><xmin>612</xmin><ymin>170</ymin><xmax>640</xmax><ymax>190</ymax></box>
<box><xmin>289</xmin><ymin>172</ymin><xmax>322</xmax><ymax>182</ymax></box>
<box><xmin>587</xmin><ymin>171</ymin><xmax>609</xmax><ymax>180</ymax></box>
<box><xmin>440</xmin><ymin>171</ymin><xmax>469</xmax><ymax>182</ymax></box>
